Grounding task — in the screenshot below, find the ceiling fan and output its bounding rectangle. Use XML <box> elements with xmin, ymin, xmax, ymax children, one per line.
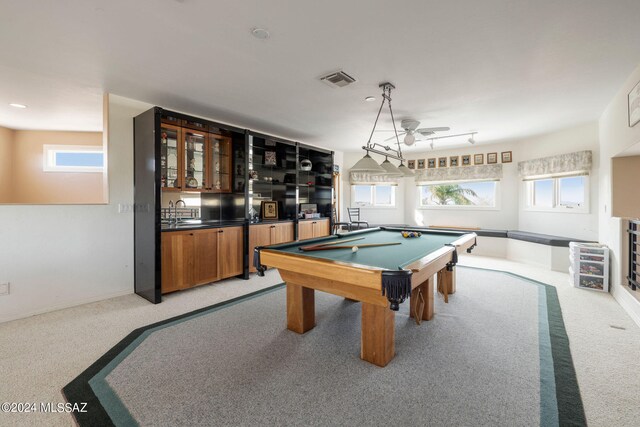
<box><xmin>380</xmin><ymin>119</ymin><xmax>450</xmax><ymax>146</ymax></box>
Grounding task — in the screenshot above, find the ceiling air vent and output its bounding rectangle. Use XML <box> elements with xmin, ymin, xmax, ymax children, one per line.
<box><xmin>320</xmin><ymin>70</ymin><xmax>357</xmax><ymax>88</ymax></box>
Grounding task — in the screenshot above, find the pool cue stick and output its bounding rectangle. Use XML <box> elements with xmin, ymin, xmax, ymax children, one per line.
<box><xmin>298</xmin><ymin>237</ymin><xmax>364</xmax><ymax>251</ymax></box>
<box><xmin>315</xmin><ymin>237</ymin><xmax>365</xmax><ymax>247</ymax></box>
<box><xmin>300</xmin><ymin>242</ymin><xmax>402</xmax><ymax>251</ymax></box>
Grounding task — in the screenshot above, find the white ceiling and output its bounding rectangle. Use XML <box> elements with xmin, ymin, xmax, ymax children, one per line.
<box><xmin>1</xmin><ymin>0</ymin><xmax>640</xmax><ymax>152</ymax></box>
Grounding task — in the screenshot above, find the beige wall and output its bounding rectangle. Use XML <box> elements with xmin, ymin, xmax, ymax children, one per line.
<box><xmin>612</xmin><ymin>156</ymin><xmax>640</xmax><ymax>218</ymax></box>
<box><xmin>0</xmin><ymin>126</ymin><xmax>14</xmax><ymax>203</ymax></box>
<box><xmin>8</xmin><ymin>130</ymin><xmax>104</xmax><ymax>204</ymax></box>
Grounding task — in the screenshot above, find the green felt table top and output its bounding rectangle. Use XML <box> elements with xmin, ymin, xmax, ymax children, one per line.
<box><xmin>269</xmin><ymin>228</ymin><xmax>463</xmax><ymax>271</ymax></box>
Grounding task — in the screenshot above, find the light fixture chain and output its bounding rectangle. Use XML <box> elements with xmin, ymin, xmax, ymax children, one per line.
<box><xmin>386</xmin><ymin>85</ymin><xmax>404</xmax><ymax>161</ymax></box>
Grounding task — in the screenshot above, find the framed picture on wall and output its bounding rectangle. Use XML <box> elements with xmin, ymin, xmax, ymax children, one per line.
<box><xmin>487</xmin><ymin>152</ymin><xmax>498</xmax><ymax>164</ymax></box>
<box><xmin>461</xmin><ymin>155</ymin><xmax>471</xmax><ymax>166</ymax></box>
<box><xmin>427</xmin><ymin>158</ymin><xmax>436</xmax><ymax>168</ymax></box>
<box><xmin>261</xmin><ymin>201</ymin><xmax>279</xmax><ymax>220</ymax></box>
<box><xmin>417</xmin><ymin>159</ymin><xmax>426</xmax><ymax>169</ymax></box>
<box><xmin>474</xmin><ymin>154</ymin><xmax>484</xmax><ymax>165</ymax></box>
<box><xmin>264</xmin><ymin>151</ymin><xmax>277</xmax><ymax>166</ymax></box>
<box><xmin>501</xmin><ymin>151</ymin><xmax>513</xmax><ymax>163</ymax></box>
<box><xmin>438</xmin><ymin>157</ymin><xmax>447</xmax><ymax>168</ymax></box>
<box><xmin>407</xmin><ymin>160</ymin><xmax>415</xmax><ymax>169</ymax></box>
<box><xmin>629</xmin><ymin>79</ymin><xmax>640</xmax><ymax>127</ymax></box>
<box><xmin>449</xmin><ymin>156</ymin><xmax>459</xmax><ymax>167</ymax></box>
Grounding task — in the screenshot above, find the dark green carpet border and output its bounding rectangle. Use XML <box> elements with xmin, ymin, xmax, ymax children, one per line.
<box><xmin>545</xmin><ymin>279</ymin><xmax>587</xmax><ymax>426</ymax></box>
<box><xmin>62</xmin><ymin>283</ymin><xmax>285</xmax><ymax>427</ymax></box>
<box><xmin>462</xmin><ymin>265</ymin><xmax>587</xmax><ymax>426</ymax></box>
<box><xmin>62</xmin><ymin>267</ymin><xmax>587</xmax><ymax>427</ymax></box>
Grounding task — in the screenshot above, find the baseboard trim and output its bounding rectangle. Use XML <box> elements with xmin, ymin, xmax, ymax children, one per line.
<box><xmin>611</xmin><ymin>283</ymin><xmax>640</xmax><ymax>328</ymax></box>
<box><xmin>0</xmin><ymin>289</ymin><xmax>134</xmax><ymax>324</ymax></box>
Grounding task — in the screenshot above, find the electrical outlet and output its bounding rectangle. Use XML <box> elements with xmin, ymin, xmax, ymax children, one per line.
<box><xmin>118</xmin><ymin>203</ymin><xmax>134</xmax><ymax>214</ymax></box>
<box><xmin>0</xmin><ymin>282</ymin><xmax>9</xmax><ymax>296</ymax></box>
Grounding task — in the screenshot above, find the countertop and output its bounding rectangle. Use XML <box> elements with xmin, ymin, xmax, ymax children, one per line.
<box><xmin>249</xmin><ymin>219</ymin><xmax>295</xmax><ymax>226</ymax></box>
<box><xmin>161</xmin><ymin>217</ymin><xmax>329</xmax><ymax>231</ymax></box>
<box><xmin>161</xmin><ymin>219</ymin><xmax>246</xmax><ymax>232</ymax></box>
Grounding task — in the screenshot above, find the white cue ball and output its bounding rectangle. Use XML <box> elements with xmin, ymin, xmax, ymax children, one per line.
<box><xmin>352</xmin><ymin>246</ymin><xmax>359</xmax><ymax>253</ymax></box>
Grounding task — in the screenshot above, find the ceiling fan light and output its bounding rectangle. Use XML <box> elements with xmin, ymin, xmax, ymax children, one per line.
<box><xmin>380</xmin><ymin>158</ymin><xmax>403</xmax><ymax>177</ymax></box>
<box><xmin>397</xmin><ymin>162</ymin><xmax>414</xmax><ymax>176</ymax></box>
<box><xmin>403</xmin><ymin>132</ymin><xmax>415</xmax><ymax>146</ymax></box>
<box><xmin>350</xmin><ymin>152</ymin><xmax>386</xmax><ymax>174</ymax></box>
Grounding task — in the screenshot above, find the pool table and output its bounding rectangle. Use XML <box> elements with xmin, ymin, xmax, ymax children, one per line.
<box><xmin>254</xmin><ymin>227</ymin><xmax>477</xmax><ymax>367</ymax></box>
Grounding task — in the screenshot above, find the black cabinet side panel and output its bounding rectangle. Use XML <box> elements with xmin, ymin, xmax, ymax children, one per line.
<box><xmin>134</xmin><ymin>108</ymin><xmax>161</xmax><ymax>303</ymax></box>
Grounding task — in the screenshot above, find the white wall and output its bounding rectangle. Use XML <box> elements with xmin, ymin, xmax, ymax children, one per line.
<box><xmin>342</xmin><ymin>122</ymin><xmax>599</xmax><ymax>241</ymax></box>
<box><xmin>403</xmin><ymin>142</ymin><xmax>519</xmax><ymax>231</ymax></box>
<box><xmin>0</xmin><ymin>95</ymin><xmax>151</xmax><ymax>323</ymax></box>
<box><xmin>516</xmin><ymin>123</ymin><xmax>599</xmax><ymax>240</ymax></box>
<box><xmin>599</xmin><ymin>62</ymin><xmax>640</xmax><ymax>325</ymax></box>
<box><xmin>0</xmin><ymin>94</ymin><xmax>345</xmax><ymax>322</ymax></box>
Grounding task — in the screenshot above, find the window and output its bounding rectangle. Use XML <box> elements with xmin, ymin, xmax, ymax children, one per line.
<box><xmin>532</xmin><ymin>179</ymin><xmax>553</xmax><ymax>208</ymax></box>
<box><xmin>43</xmin><ymin>145</ymin><xmax>104</xmax><ymax>173</ymax></box>
<box><xmin>351</xmin><ymin>185</ymin><xmax>396</xmax><ymax>207</ymax></box>
<box><xmin>419</xmin><ymin>180</ymin><xmax>498</xmax><ymax>208</ymax></box>
<box><xmin>526</xmin><ymin>175</ymin><xmax>588</xmax><ymax>211</ymax></box>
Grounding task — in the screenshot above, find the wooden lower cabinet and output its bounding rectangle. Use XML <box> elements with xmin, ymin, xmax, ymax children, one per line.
<box><xmin>193</xmin><ymin>230</ymin><xmax>218</xmax><ymax>286</ymax></box>
<box><xmin>218</xmin><ymin>226</ymin><xmax>243</xmax><ymax>278</ymax></box>
<box><xmin>298</xmin><ymin>218</ymin><xmax>331</xmax><ymax>241</ymax></box>
<box><xmin>161</xmin><ymin>231</ymin><xmax>193</xmax><ymax>293</ymax></box>
<box><xmin>161</xmin><ymin>226</ymin><xmax>243</xmax><ymax>294</ymax></box>
<box><xmin>249</xmin><ymin>222</ymin><xmax>295</xmax><ymax>272</ymax></box>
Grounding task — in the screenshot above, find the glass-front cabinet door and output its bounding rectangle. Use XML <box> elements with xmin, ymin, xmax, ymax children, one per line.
<box><xmin>160</xmin><ymin>123</ymin><xmax>181</xmax><ymax>190</ymax></box>
<box><xmin>209</xmin><ymin>134</ymin><xmax>232</xmax><ymax>192</ymax></box>
<box><xmin>183</xmin><ymin>129</ymin><xmax>208</xmax><ymax>191</ymax></box>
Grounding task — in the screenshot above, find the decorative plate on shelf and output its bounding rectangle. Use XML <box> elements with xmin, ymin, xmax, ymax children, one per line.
<box><xmin>186</xmin><ymin>177</ymin><xmax>198</xmax><ymax>188</ymax></box>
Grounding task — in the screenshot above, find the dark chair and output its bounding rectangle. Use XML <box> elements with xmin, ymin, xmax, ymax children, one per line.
<box><xmin>347</xmin><ymin>208</ymin><xmax>369</xmax><ymax>230</ymax></box>
<box><xmin>332</xmin><ymin>207</ymin><xmax>351</xmax><ymax>234</ymax></box>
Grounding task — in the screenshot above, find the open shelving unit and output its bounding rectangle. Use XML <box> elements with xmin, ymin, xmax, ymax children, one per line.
<box><xmin>135</xmin><ymin>107</ymin><xmax>335</xmax><ymax>304</ymax></box>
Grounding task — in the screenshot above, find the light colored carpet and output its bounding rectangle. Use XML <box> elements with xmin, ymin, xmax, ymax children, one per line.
<box><xmin>92</xmin><ymin>268</ymin><xmax>554</xmax><ymax>426</ymax></box>
<box><xmin>1</xmin><ymin>256</ymin><xmax>639</xmax><ymax>426</ymax></box>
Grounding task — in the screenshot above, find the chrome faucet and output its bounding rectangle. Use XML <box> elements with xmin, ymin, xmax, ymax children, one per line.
<box><xmin>168</xmin><ymin>200</ymin><xmax>174</xmax><ymax>224</ymax></box>
<box><xmin>174</xmin><ymin>199</ymin><xmax>186</xmax><ymax>223</ymax></box>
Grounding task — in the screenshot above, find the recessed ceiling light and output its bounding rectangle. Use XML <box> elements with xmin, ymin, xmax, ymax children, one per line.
<box><xmin>251</xmin><ymin>28</ymin><xmax>270</xmax><ymax>40</ymax></box>
<box><xmin>9</xmin><ymin>103</ymin><xmax>27</xmax><ymax>109</ymax></box>
<box><xmin>365</xmin><ymin>96</ymin><xmax>376</xmax><ymax>102</ymax></box>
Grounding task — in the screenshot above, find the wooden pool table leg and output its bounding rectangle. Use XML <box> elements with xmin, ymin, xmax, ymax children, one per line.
<box><xmin>286</xmin><ymin>283</ymin><xmax>315</xmax><ymax>334</ymax></box>
<box><xmin>410</xmin><ymin>275</ymin><xmax>434</xmax><ymax>322</ymax></box>
<box><xmin>361</xmin><ymin>303</ymin><xmax>395</xmax><ymax>367</ymax></box>
<box><xmin>437</xmin><ymin>267</ymin><xmax>456</xmax><ymax>295</ymax></box>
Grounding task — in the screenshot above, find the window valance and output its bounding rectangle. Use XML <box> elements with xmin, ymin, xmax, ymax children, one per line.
<box><xmin>350</xmin><ymin>172</ymin><xmax>399</xmax><ymax>186</ymax></box>
<box><xmin>518</xmin><ymin>150</ymin><xmax>592</xmax><ymax>180</ymax></box>
<box><xmin>414</xmin><ymin>164</ymin><xmax>503</xmax><ymax>184</ymax></box>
